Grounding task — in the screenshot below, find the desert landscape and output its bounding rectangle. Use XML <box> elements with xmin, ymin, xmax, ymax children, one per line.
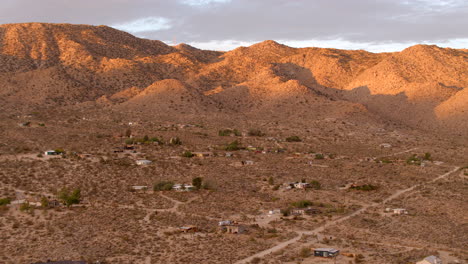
<box><xmin>0</xmin><ymin>23</ymin><xmax>466</xmax><ymax>264</ymax></box>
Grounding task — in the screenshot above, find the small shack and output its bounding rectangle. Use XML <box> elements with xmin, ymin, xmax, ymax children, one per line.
<box><xmin>291</xmin><ymin>207</ymin><xmax>321</xmax><ymax>216</ymax></box>
<box><xmin>192</xmin><ymin>152</ymin><xmax>213</xmax><ymax>158</ymax></box>
<box><xmin>136</xmin><ymin>160</ymin><xmax>152</xmax><ymax>165</ymax></box>
<box><xmin>242</xmin><ymin>160</ymin><xmax>254</xmax><ymax>166</ymax></box>
<box><xmin>225</xmin><ymin>224</ymin><xmax>246</xmax><ymax>234</ymax></box>
<box><xmin>314</xmin><ymin>248</ymin><xmax>340</xmax><ymax>258</ymax></box>
<box><xmin>44</xmin><ymin>150</ymin><xmax>60</xmax><ymax>156</ymax></box>
<box><xmin>179</xmin><ymin>226</ymin><xmax>198</xmax><ymax>233</ymax></box>
<box><xmin>131</xmin><ymin>186</ymin><xmax>148</xmax><ymax>191</ymax></box>
<box><xmin>416</xmin><ymin>256</ymin><xmax>442</xmax><ymax>264</ymax></box>
<box><xmin>172</xmin><ymin>184</ymin><xmax>195</xmax><ymax>192</ymax></box>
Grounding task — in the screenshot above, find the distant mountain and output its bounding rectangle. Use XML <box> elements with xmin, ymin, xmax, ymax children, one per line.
<box><xmin>0</xmin><ymin>23</ymin><xmax>466</xmax><ymax>135</ymax></box>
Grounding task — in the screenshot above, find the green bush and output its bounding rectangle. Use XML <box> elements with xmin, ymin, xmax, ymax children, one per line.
<box><xmin>192</xmin><ymin>177</ymin><xmax>203</xmax><ymax>190</ymax></box>
<box><xmin>225</xmin><ymin>140</ymin><xmax>241</xmax><ymax>151</ymax></box>
<box><xmin>286</xmin><ymin>136</ymin><xmax>302</xmax><ymax>142</ymax></box>
<box><xmin>19</xmin><ymin>202</ymin><xmax>31</xmax><ymax>212</ymax></box>
<box><xmin>291</xmin><ymin>200</ymin><xmax>313</xmax><ymax>208</ymax></box>
<box><xmin>219</xmin><ymin>129</ymin><xmax>233</xmax><ymax>136</ymax></box>
<box><xmin>154</xmin><ymin>181</ymin><xmax>174</xmax><ymax>191</ymax></box>
<box><xmin>0</xmin><ymin>197</ymin><xmax>11</xmax><ymax>206</ymax></box>
<box><xmin>40</xmin><ymin>197</ymin><xmax>49</xmax><ymax>208</ymax></box>
<box><xmin>315</xmin><ymin>153</ymin><xmax>325</xmax><ymax>159</ymax></box>
<box><xmin>182</xmin><ymin>151</ymin><xmax>194</xmax><ymax>158</ymax></box>
<box><xmin>350</xmin><ymin>184</ymin><xmax>378</xmax><ymax>191</ymax></box>
<box><xmin>57</xmin><ymin>188</ymin><xmax>81</xmax><ymax>207</ymax></box>
<box><xmin>248</xmin><ymin>129</ymin><xmax>265</xmax><ymax>137</ymax></box>
<box><xmin>310</xmin><ymin>180</ymin><xmax>321</xmax><ymax>190</ymax></box>
<box><xmin>406</xmin><ymin>154</ymin><xmax>421</xmax><ymax>165</ymax></box>
<box><xmin>423</xmin><ymin>152</ymin><xmax>432</xmax><ymax>161</ymax></box>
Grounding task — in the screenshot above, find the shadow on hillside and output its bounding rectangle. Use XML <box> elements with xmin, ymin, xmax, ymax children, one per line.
<box><xmin>272</xmin><ymin>63</ymin><xmax>444</xmax><ymax>132</ymax></box>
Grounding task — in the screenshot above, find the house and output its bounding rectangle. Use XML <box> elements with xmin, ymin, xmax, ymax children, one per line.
<box><xmin>292</xmin><ymin>182</ymin><xmax>310</xmax><ymax>189</ymax></box>
<box><xmin>225</xmin><ymin>152</ymin><xmax>233</xmax><ymax>157</ymax></box>
<box><xmin>242</xmin><ymin>160</ymin><xmax>254</xmax><ymax>166</ymax></box>
<box><xmin>44</xmin><ymin>150</ymin><xmax>60</xmax><ymax>156</ymax></box>
<box><xmin>291</xmin><ymin>207</ymin><xmax>321</xmax><ymax>216</ymax></box>
<box><xmin>385</xmin><ymin>208</ymin><xmax>409</xmax><ymax>215</ymax></box>
<box><xmin>225</xmin><ymin>224</ymin><xmax>246</xmax><ymax>234</ymax></box>
<box><xmin>416</xmin><ymin>256</ymin><xmax>442</xmax><ymax>264</ymax></box>
<box><xmin>268</xmin><ymin>209</ymin><xmax>281</xmax><ymax>215</ymax></box>
<box><xmin>179</xmin><ymin>226</ymin><xmax>198</xmax><ymax>233</ymax></box>
<box><xmin>192</xmin><ymin>152</ymin><xmax>213</xmax><ymax>158</ymax></box>
<box><xmin>379</xmin><ymin>143</ymin><xmax>392</xmax><ymax>148</ymax></box>
<box><xmin>219</xmin><ymin>220</ymin><xmax>234</xmax><ymax>226</ymax></box>
<box><xmin>172</xmin><ymin>184</ymin><xmax>195</xmax><ymax>192</ymax></box>
<box><xmin>131</xmin><ymin>186</ymin><xmax>148</xmax><ymax>191</ymax></box>
<box><xmin>246</xmin><ymin>146</ymin><xmax>257</xmax><ymax>151</ymax></box>
<box><xmin>136</xmin><ymin>160</ymin><xmax>152</xmax><ymax>165</ymax></box>
<box><xmin>314</xmin><ymin>248</ymin><xmax>340</xmax><ymax>258</ymax></box>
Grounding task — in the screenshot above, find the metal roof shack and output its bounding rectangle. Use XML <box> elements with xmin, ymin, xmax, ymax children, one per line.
<box><xmin>314</xmin><ymin>248</ymin><xmax>340</xmax><ymax>258</ymax></box>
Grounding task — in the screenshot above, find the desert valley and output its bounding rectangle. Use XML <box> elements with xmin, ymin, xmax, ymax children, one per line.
<box><xmin>0</xmin><ymin>23</ymin><xmax>467</xmax><ymax>264</ymax></box>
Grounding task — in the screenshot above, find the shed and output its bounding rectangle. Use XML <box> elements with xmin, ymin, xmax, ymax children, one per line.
<box><xmin>225</xmin><ymin>224</ymin><xmax>246</xmax><ymax>234</ymax></box>
<box><xmin>293</xmin><ymin>182</ymin><xmax>310</xmax><ymax>189</ymax></box>
<box><xmin>136</xmin><ymin>160</ymin><xmax>152</xmax><ymax>165</ymax></box>
<box><xmin>242</xmin><ymin>160</ymin><xmax>254</xmax><ymax>165</ymax></box>
<box><xmin>192</xmin><ymin>152</ymin><xmax>213</xmax><ymax>158</ymax></box>
<box><xmin>314</xmin><ymin>248</ymin><xmax>340</xmax><ymax>258</ymax></box>
<box><xmin>179</xmin><ymin>226</ymin><xmax>198</xmax><ymax>233</ymax></box>
<box><xmin>131</xmin><ymin>186</ymin><xmax>148</xmax><ymax>191</ymax></box>
<box><xmin>416</xmin><ymin>255</ymin><xmax>442</xmax><ymax>264</ymax></box>
<box><xmin>44</xmin><ymin>150</ymin><xmax>60</xmax><ymax>156</ymax></box>
<box><xmin>172</xmin><ymin>184</ymin><xmax>195</xmax><ymax>192</ymax></box>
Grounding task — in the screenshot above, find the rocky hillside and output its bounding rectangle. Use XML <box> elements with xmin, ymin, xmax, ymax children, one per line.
<box><xmin>0</xmin><ymin>23</ymin><xmax>466</xmax><ymax>135</ymax></box>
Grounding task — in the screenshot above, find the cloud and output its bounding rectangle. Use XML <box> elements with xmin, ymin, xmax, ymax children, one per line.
<box><xmin>181</xmin><ymin>0</ymin><xmax>231</xmax><ymax>6</ymax></box>
<box><xmin>0</xmin><ymin>0</ymin><xmax>467</xmax><ymax>52</ymax></box>
<box><xmin>111</xmin><ymin>17</ymin><xmax>171</xmax><ymax>33</ymax></box>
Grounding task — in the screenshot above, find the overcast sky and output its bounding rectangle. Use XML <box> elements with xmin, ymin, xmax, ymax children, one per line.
<box><xmin>1</xmin><ymin>0</ymin><xmax>467</xmax><ymax>52</ymax></box>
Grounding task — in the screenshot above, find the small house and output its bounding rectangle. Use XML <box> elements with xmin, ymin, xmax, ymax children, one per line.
<box><xmin>293</xmin><ymin>182</ymin><xmax>310</xmax><ymax>189</ymax></box>
<box><xmin>225</xmin><ymin>152</ymin><xmax>233</xmax><ymax>157</ymax></box>
<box><xmin>291</xmin><ymin>207</ymin><xmax>321</xmax><ymax>216</ymax></box>
<box><xmin>379</xmin><ymin>143</ymin><xmax>392</xmax><ymax>148</ymax></box>
<box><xmin>242</xmin><ymin>160</ymin><xmax>254</xmax><ymax>166</ymax></box>
<box><xmin>314</xmin><ymin>248</ymin><xmax>340</xmax><ymax>258</ymax></box>
<box><xmin>131</xmin><ymin>186</ymin><xmax>148</xmax><ymax>191</ymax></box>
<box><xmin>192</xmin><ymin>152</ymin><xmax>213</xmax><ymax>158</ymax></box>
<box><xmin>172</xmin><ymin>184</ymin><xmax>195</xmax><ymax>192</ymax></box>
<box><xmin>44</xmin><ymin>150</ymin><xmax>60</xmax><ymax>156</ymax></box>
<box><xmin>385</xmin><ymin>208</ymin><xmax>409</xmax><ymax>215</ymax></box>
<box><xmin>219</xmin><ymin>220</ymin><xmax>234</xmax><ymax>226</ymax></box>
<box><xmin>268</xmin><ymin>209</ymin><xmax>281</xmax><ymax>215</ymax></box>
<box><xmin>179</xmin><ymin>226</ymin><xmax>198</xmax><ymax>233</ymax></box>
<box><xmin>136</xmin><ymin>160</ymin><xmax>152</xmax><ymax>165</ymax></box>
<box><xmin>416</xmin><ymin>256</ymin><xmax>442</xmax><ymax>264</ymax></box>
<box><xmin>225</xmin><ymin>224</ymin><xmax>246</xmax><ymax>234</ymax></box>
<box><xmin>246</xmin><ymin>146</ymin><xmax>257</xmax><ymax>151</ymax></box>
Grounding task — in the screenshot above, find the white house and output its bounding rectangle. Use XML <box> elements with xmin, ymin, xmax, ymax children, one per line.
<box><xmin>44</xmin><ymin>150</ymin><xmax>60</xmax><ymax>156</ymax></box>
<box><xmin>172</xmin><ymin>184</ymin><xmax>195</xmax><ymax>192</ymax></box>
<box><xmin>293</xmin><ymin>182</ymin><xmax>310</xmax><ymax>189</ymax></box>
<box><xmin>131</xmin><ymin>186</ymin><xmax>148</xmax><ymax>191</ymax></box>
<box><xmin>416</xmin><ymin>256</ymin><xmax>442</xmax><ymax>264</ymax></box>
<box><xmin>136</xmin><ymin>160</ymin><xmax>152</xmax><ymax>165</ymax></box>
<box><xmin>385</xmin><ymin>208</ymin><xmax>409</xmax><ymax>215</ymax></box>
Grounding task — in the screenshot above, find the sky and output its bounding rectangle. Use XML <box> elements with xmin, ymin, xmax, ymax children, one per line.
<box><xmin>1</xmin><ymin>0</ymin><xmax>467</xmax><ymax>52</ymax></box>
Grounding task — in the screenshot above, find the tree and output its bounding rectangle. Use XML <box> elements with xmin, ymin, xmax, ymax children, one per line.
<box><xmin>57</xmin><ymin>188</ymin><xmax>81</xmax><ymax>207</ymax></box>
<box><xmin>40</xmin><ymin>197</ymin><xmax>49</xmax><ymax>208</ymax></box>
<box><xmin>0</xmin><ymin>197</ymin><xmax>11</xmax><ymax>206</ymax></box>
<box><xmin>310</xmin><ymin>180</ymin><xmax>321</xmax><ymax>190</ymax></box>
<box><xmin>154</xmin><ymin>181</ymin><xmax>174</xmax><ymax>191</ymax></box>
<box><xmin>192</xmin><ymin>177</ymin><xmax>203</xmax><ymax>190</ymax></box>
<box><xmin>225</xmin><ymin>140</ymin><xmax>241</xmax><ymax>151</ymax></box>
<box><xmin>268</xmin><ymin>176</ymin><xmax>274</xmax><ymax>185</ymax></box>
<box><xmin>125</xmin><ymin>128</ymin><xmax>132</xmax><ymax>138</ymax></box>
<box><xmin>286</xmin><ymin>136</ymin><xmax>302</xmax><ymax>142</ymax></box>
<box><xmin>182</xmin><ymin>151</ymin><xmax>194</xmax><ymax>158</ymax></box>
<box><xmin>248</xmin><ymin>129</ymin><xmax>265</xmax><ymax>137</ymax></box>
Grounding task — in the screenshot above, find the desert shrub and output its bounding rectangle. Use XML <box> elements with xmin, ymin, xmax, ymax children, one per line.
<box><xmin>225</xmin><ymin>140</ymin><xmax>241</xmax><ymax>151</ymax></box>
<box><xmin>315</xmin><ymin>153</ymin><xmax>324</xmax><ymax>159</ymax></box>
<box><xmin>286</xmin><ymin>136</ymin><xmax>302</xmax><ymax>142</ymax></box>
<box><xmin>219</xmin><ymin>129</ymin><xmax>233</xmax><ymax>136</ymax></box>
<box><xmin>182</xmin><ymin>151</ymin><xmax>194</xmax><ymax>158</ymax></box>
<box><xmin>0</xmin><ymin>197</ymin><xmax>11</xmax><ymax>206</ymax></box>
<box><xmin>291</xmin><ymin>200</ymin><xmax>313</xmax><ymax>208</ymax></box>
<box><xmin>57</xmin><ymin>188</ymin><xmax>81</xmax><ymax>207</ymax></box>
<box><xmin>154</xmin><ymin>181</ymin><xmax>174</xmax><ymax>191</ymax></box>
<box><xmin>125</xmin><ymin>128</ymin><xmax>132</xmax><ymax>137</ymax></box>
<box><xmin>350</xmin><ymin>184</ymin><xmax>378</xmax><ymax>191</ymax></box>
<box><xmin>423</xmin><ymin>152</ymin><xmax>432</xmax><ymax>161</ymax></box>
<box><xmin>125</xmin><ymin>138</ymin><xmax>134</xmax><ymax>144</ymax></box>
<box><xmin>281</xmin><ymin>208</ymin><xmax>291</xmax><ymax>216</ymax></box>
<box><xmin>300</xmin><ymin>247</ymin><xmax>311</xmax><ymax>258</ymax></box>
<box><xmin>406</xmin><ymin>154</ymin><xmax>421</xmax><ymax>165</ymax></box>
<box><xmin>54</xmin><ymin>148</ymin><xmax>65</xmax><ymax>154</ymax></box>
<box><xmin>268</xmin><ymin>176</ymin><xmax>274</xmax><ymax>185</ymax></box>
<box><xmin>192</xmin><ymin>177</ymin><xmax>203</xmax><ymax>190</ymax></box>
<box><xmin>169</xmin><ymin>137</ymin><xmax>182</xmax><ymax>145</ymax></box>
<box><xmin>19</xmin><ymin>202</ymin><xmax>31</xmax><ymax>212</ymax></box>
<box><xmin>38</xmin><ymin>123</ymin><xmax>45</xmax><ymax>127</ymax></box>
<box><xmin>40</xmin><ymin>197</ymin><xmax>49</xmax><ymax>208</ymax></box>
<box><xmin>248</xmin><ymin>129</ymin><xmax>265</xmax><ymax>137</ymax></box>
<box><xmin>310</xmin><ymin>180</ymin><xmax>321</xmax><ymax>190</ymax></box>
<box><xmin>272</xmin><ymin>184</ymin><xmax>280</xmax><ymax>191</ymax></box>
